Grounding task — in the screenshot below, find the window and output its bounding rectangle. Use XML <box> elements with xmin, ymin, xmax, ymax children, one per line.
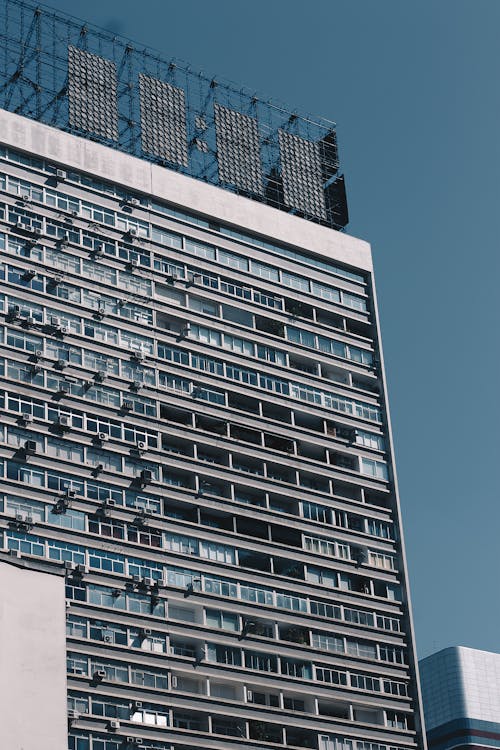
<box><xmin>205</xmin><ymin>608</ymin><xmax>239</xmax><ymax>632</ymax></box>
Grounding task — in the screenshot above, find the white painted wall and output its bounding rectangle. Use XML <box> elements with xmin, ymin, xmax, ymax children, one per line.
<box><xmin>0</xmin><ymin>561</ymin><xmax>67</xmax><ymax>750</ymax></box>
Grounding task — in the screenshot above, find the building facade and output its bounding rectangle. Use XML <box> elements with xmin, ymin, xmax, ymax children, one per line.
<box><xmin>0</xmin><ymin>3</ymin><xmax>426</xmax><ymax>750</ymax></box>
<box><xmin>420</xmin><ymin>647</ymin><xmax>500</xmax><ymax>750</ymax></box>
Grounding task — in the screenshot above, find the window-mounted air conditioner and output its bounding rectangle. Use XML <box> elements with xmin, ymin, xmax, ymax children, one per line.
<box><xmin>21</xmin><ymin>412</ymin><xmax>33</xmax><ymax>423</ymax></box>
<box><xmin>140</xmin><ymin>469</ymin><xmax>153</xmax><ymax>484</ymax></box>
<box><xmin>103</xmin><ymin>498</ymin><xmax>116</xmax><ymax>508</ymax></box>
<box><xmin>34</xmin><ymin>349</ymin><xmax>43</xmax><ymax>360</ymax></box>
<box><xmin>108</xmin><ymin>720</ymin><xmax>120</xmax><ymax>731</ymax></box>
<box><xmin>25</xmin><ymin>315</ymin><xmax>35</xmax><ymax>326</ymax></box>
<box><xmin>32</xmin><ymin>227</ymin><xmax>42</xmax><ymax>236</ymax></box>
<box><xmin>121</xmin><ymin>400</ymin><xmax>133</xmax><ymax>411</ymax></box>
<box><xmin>97</xmin><ymin>432</ymin><xmax>108</xmax><ymax>442</ymax></box>
<box><xmin>24</xmin><ymin>439</ymin><xmax>37</xmax><ymax>454</ymax></box>
<box><xmin>57</xmin><ymin>415</ymin><xmax>71</xmax><ymax>428</ymax></box>
<box><xmin>93</xmin><ymin>669</ymin><xmax>106</xmax><ymax>680</ymax></box>
<box><xmin>136</xmin><ymin>441</ymin><xmax>146</xmax><ymax>451</ymax></box>
<box><xmin>131</xmin><ymin>350</ymin><xmax>145</xmax><ymax>362</ymax></box>
<box><xmin>56</xmin><ymin>359</ymin><xmax>67</xmax><ymax>369</ymax></box>
<box><xmin>56</xmin><ymin>169</ymin><xmax>67</xmax><ymax>180</ymax></box>
<box><xmin>171</xmin><ymin>675</ymin><xmax>178</xmax><ymax>688</ymax></box>
<box><xmin>143</xmin><ymin>577</ymin><xmax>153</xmax><ymax>588</ymax></box>
<box><xmin>15</xmin><ymin>513</ymin><xmax>25</xmax><ymax>523</ymax></box>
<box><xmin>59</xmin><ymin>382</ymin><xmax>70</xmax><ymax>394</ymax></box>
<box><xmin>247</xmin><ymin>690</ymin><xmax>253</xmax><ymax>701</ymax></box>
<box><xmin>129</xmin><ymin>198</ymin><xmax>140</xmax><ymax>207</ymax></box>
<box><xmin>142</xmin><ymin>627</ymin><xmax>152</xmax><ymax>636</ymax></box>
<box><xmin>127</xmin><ymin>228</ymin><xmax>138</xmax><ymax>238</ymax></box>
<box><xmin>64</xmin><ymin>560</ymin><xmax>76</xmax><ymax>571</ymax></box>
<box><xmin>23</xmin><ymin>268</ymin><xmax>36</xmax><ymax>279</ymax></box>
<box><xmin>20</xmin><ymin>193</ymin><xmax>31</xmax><ymax>203</ymax></box>
<box><xmin>132</xmin><ymin>701</ymin><xmax>143</xmax><ymax>710</ymax></box>
<box><xmin>50</xmin><ymin>316</ymin><xmax>61</xmax><ymax>327</ymax></box>
<box><xmin>132</xmin><ymin>573</ymin><xmax>142</xmax><ymax>583</ymax></box>
<box><xmin>67</xmin><ymin>709</ymin><xmax>80</xmax><ymax>720</ymax></box>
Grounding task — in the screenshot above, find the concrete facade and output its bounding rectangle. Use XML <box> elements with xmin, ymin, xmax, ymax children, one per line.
<box><xmin>0</xmin><ymin>110</ymin><xmax>426</xmax><ymax>750</ymax></box>
<box><xmin>0</xmin><ymin>558</ymin><xmax>67</xmax><ymax>750</ymax></box>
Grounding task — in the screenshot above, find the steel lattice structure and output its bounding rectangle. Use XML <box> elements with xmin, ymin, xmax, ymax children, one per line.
<box><xmin>0</xmin><ymin>0</ymin><xmax>348</xmax><ymax>229</ymax></box>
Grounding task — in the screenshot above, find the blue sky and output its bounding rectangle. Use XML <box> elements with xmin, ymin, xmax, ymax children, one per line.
<box><xmin>48</xmin><ymin>0</ymin><xmax>500</xmax><ymax>658</ymax></box>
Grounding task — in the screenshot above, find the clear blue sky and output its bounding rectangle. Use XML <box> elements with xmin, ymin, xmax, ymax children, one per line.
<box><xmin>48</xmin><ymin>0</ymin><xmax>500</xmax><ymax>659</ymax></box>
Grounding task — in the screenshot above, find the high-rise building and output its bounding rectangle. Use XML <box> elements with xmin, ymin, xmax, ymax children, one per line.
<box><xmin>420</xmin><ymin>646</ymin><xmax>500</xmax><ymax>750</ymax></box>
<box><xmin>0</xmin><ymin>2</ymin><xmax>427</xmax><ymax>750</ymax></box>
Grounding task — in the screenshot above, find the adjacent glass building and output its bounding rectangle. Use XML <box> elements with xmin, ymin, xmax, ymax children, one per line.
<box><xmin>0</xmin><ymin>2</ymin><xmax>427</xmax><ymax>750</ymax></box>
<box><xmin>420</xmin><ymin>647</ymin><xmax>500</xmax><ymax>750</ymax></box>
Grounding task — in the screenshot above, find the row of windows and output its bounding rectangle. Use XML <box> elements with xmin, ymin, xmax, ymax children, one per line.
<box><xmin>65</xmin><ymin>645</ymin><xmax>408</xmax><ymax>699</ymax></box>
<box><xmin>2</xmin><ymin>321</ymin><xmax>382</xmax><ymax>425</ymax></box>
<box><xmin>0</xmin><ymin>154</ymin><xmax>366</xmax><ymax>289</ymax></box>
<box><xmin>65</xmin><ymin>609</ymin><xmax>406</xmax><ymax>667</ymax></box>
<box><xmin>0</xmin><ymin>188</ymin><xmax>368</xmax><ymax>313</ymax></box>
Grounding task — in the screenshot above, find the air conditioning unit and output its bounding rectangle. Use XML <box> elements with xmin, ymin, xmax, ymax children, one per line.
<box><xmin>20</xmin><ymin>193</ymin><xmax>31</xmax><ymax>203</ymax></box>
<box><xmin>129</xmin><ymin>198</ymin><xmax>140</xmax><ymax>206</ymax></box>
<box><xmin>67</xmin><ymin>709</ymin><xmax>80</xmax><ymax>720</ymax></box>
<box><xmin>64</xmin><ymin>560</ymin><xmax>76</xmax><ymax>571</ymax></box>
<box><xmin>121</xmin><ymin>400</ymin><xmax>133</xmax><ymax>411</ymax></box>
<box><xmin>15</xmin><ymin>216</ymin><xmax>24</xmax><ymax>227</ymax></box>
<box><xmin>23</xmin><ymin>268</ymin><xmax>36</xmax><ymax>279</ymax></box>
<box><xmin>34</xmin><ymin>349</ymin><xmax>43</xmax><ymax>360</ymax></box>
<box><xmin>132</xmin><ymin>574</ymin><xmax>142</xmax><ymax>583</ymax></box>
<box><xmin>94</xmin><ymin>371</ymin><xmax>105</xmax><ymax>383</ymax></box>
<box><xmin>131</xmin><ymin>351</ymin><xmax>145</xmax><ymax>362</ymax></box>
<box><xmin>127</xmin><ymin>228</ymin><xmax>138</xmax><ymax>237</ymax></box>
<box><xmin>57</xmin><ymin>415</ymin><xmax>71</xmax><ymax>428</ymax></box>
<box><xmin>51</xmin><ymin>316</ymin><xmax>61</xmax><ymax>327</ymax></box>
<box><xmin>52</xmin><ymin>274</ymin><xmax>63</xmax><ymax>285</ymax></box>
<box><xmin>136</xmin><ymin>441</ymin><xmax>146</xmax><ymax>451</ymax></box>
<box><xmin>143</xmin><ymin>578</ymin><xmax>153</xmax><ymax>588</ymax></box>
<box><xmin>25</xmin><ymin>315</ymin><xmax>35</xmax><ymax>326</ymax></box>
<box><xmin>131</xmin><ymin>380</ymin><xmax>142</xmax><ymax>391</ymax></box>
<box><xmin>93</xmin><ymin>669</ymin><xmax>106</xmax><ymax>680</ymax></box>
<box><xmin>132</xmin><ymin>701</ymin><xmax>143</xmax><ymax>710</ymax></box>
<box><xmin>24</xmin><ymin>439</ymin><xmax>37</xmax><ymax>455</ymax></box>
<box><xmin>97</xmin><ymin>432</ymin><xmax>108</xmax><ymax>442</ymax></box>
<box><xmin>32</xmin><ymin>227</ymin><xmax>42</xmax><ymax>236</ymax></box>
<box><xmin>142</xmin><ymin>627</ymin><xmax>152</xmax><ymax>636</ymax></box>
<box><xmin>8</xmin><ymin>304</ymin><xmax>21</xmax><ymax>316</ymax></box>
<box><xmin>126</xmin><ymin>739</ymin><xmax>143</xmax><ymax>747</ymax></box>
<box><xmin>64</xmin><ymin>488</ymin><xmax>77</xmax><ymax>499</ymax></box>
<box><xmin>21</xmin><ymin>413</ymin><xmax>33</xmax><ymax>423</ymax></box>
<box><xmin>56</xmin><ymin>169</ymin><xmax>67</xmax><ymax>180</ymax></box>
<box><xmin>31</xmin><ymin>364</ymin><xmax>42</xmax><ymax>375</ymax></box>
<box><xmin>15</xmin><ymin>513</ymin><xmax>25</xmax><ymax>523</ymax></box>
<box><xmin>59</xmin><ymin>382</ymin><xmax>70</xmax><ymax>394</ymax></box>
<box><xmin>140</xmin><ymin>469</ymin><xmax>153</xmax><ymax>484</ymax></box>
<box><xmin>171</xmin><ymin>675</ymin><xmax>178</xmax><ymax>688</ymax></box>
<box><xmin>57</xmin><ymin>359</ymin><xmax>67</xmax><ymax>369</ymax></box>
<box><xmin>75</xmin><ymin>563</ymin><xmax>88</xmax><ymax>574</ymax></box>
<box><xmin>108</xmin><ymin>720</ymin><xmax>120</xmax><ymax>731</ymax></box>
<box><xmin>104</xmin><ymin>635</ymin><xmax>113</xmax><ymax>643</ymax></box>
<box><xmin>103</xmin><ymin>498</ymin><xmax>116</xmax><ymax>508</ymax></box>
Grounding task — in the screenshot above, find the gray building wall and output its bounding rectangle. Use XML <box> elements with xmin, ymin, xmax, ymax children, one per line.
<box><xmin>0</xmin><ymin>559</ymin><xmax>67</xmax><ymax>750</ymax></box>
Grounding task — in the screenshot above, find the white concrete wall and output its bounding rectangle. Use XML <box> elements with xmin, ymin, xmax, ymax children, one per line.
<box><xmin>0</xmin><ymin>108</ymin><xmax>372</xmax><ymax>273</ymax></box>
<box><xmin>0</xmin><ymin>561</ymin><xmax>67</xmax><ymax>750</ymax></box>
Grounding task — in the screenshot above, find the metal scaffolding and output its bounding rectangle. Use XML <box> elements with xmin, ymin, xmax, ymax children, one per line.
<box><xmin>0</xmin><ymin>0</ymin><xmax>348</xmax><ymax>229</ymax></box>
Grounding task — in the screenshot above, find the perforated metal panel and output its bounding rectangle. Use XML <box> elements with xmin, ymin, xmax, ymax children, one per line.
<box><xmin>139</xmin><ymin>75</ymin><xmax>188</xmax><ymax>166</ymax></box>
<box><xmin>67</xmin><ymin>46</ymin><xmax>118</xmax><ymax>140</ymax></box>
<box><xmin>214</xmin><ymin>103</ymin><xmax>263</xmax><ymax>196</ymax></box>
<box><xmin>278</xmin><ymin>130</ymin><xmax>326</xmax><ymax>220</ymax></box>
